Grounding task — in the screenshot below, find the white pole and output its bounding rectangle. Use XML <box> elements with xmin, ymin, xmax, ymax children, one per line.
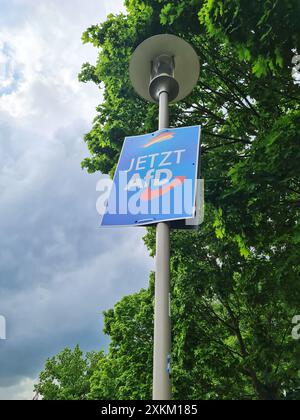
<box><xmin>153</xmin><ymin>90</ymin><xmax>172</xmax><ymax>400</ymax></box>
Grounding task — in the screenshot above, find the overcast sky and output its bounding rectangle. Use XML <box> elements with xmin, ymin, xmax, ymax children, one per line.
<box><xmin>0</xmin><ymin>0</ymin><xmax>154</xmax><ymax>400</ymax></box>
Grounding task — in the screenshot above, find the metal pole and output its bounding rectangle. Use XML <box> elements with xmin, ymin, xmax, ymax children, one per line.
<box><xmin>153</xmin><ymin>90</ymin><xmax>172</xmax><ymax>400</ymax></box>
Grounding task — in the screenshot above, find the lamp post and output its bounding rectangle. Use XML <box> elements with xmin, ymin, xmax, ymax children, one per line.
<box><xmin>129</xmin><ymin>34</ymin><xmax>200</xmax><ymax>400</ymax></box>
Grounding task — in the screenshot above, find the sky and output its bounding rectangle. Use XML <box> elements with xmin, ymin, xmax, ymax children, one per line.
<box><xmin>0</xmin><ymin>0</ymin><xmax>154</xmax><ymax>400</ymax></box>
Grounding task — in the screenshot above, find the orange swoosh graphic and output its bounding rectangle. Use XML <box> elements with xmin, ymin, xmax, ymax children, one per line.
<box><xmin>140</xmin><ymin>176</ymin><xmax>186</xmax><ymax>201</ymax></box>
<box><xmin>143</xmin><ymin>132</ymin><xmax>175</xmax><ymax>148</ymax></box>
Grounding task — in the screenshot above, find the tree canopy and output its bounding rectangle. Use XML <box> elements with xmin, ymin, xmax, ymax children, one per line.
<box><xmin>34</xmin><ymin>346</ymin><xmax>100</xmax><ymax>400</ymax></box>
<box><xmin>36</xmin><ymin>0</ymin><xmax>300</xmax><ymax>400</ymax></box>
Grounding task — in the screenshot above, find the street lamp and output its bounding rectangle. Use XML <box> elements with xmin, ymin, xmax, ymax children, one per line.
<box><xmin>129</xmin><ymin>34</ymin><xmax>200</xmax><ymax>400</ymax></box>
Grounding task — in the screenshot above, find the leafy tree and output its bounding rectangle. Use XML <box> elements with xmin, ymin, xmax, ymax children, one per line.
<box><xmin>35</xmin><ymin>346</ymin><xmax>101</xmax><ymax>400</ymax></box>
<box><xmin>88</xmin><ymin>284</ymin><xmax>154</xmax><ymax>400</ymax></box>
<box><xmin>198</xmin><ymin>0</ymin><xmax>300</xmax><ymax>77</ymax></box>
<box><xmin>36</xmin><ymin>0</ymin><xmax>300</xmax><ymax>400</ymax></box>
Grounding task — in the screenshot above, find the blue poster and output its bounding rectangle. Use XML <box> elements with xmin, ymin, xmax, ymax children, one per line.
<box><xmin>101</xmin><ymin>125</ymin><xmax>201</xmax><ymax>227</ymax></box>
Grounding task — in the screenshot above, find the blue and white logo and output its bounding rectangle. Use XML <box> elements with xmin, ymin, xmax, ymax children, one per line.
<box><xmin>100</xmin><ymin>125</ymin><xmax>201</xmax><ymax>227</ymax></box>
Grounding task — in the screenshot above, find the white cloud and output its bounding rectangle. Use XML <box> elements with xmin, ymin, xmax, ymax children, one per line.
<box><xmin>0</xmin><ymin>1</ymin><xmax>100</xmax><ymax>120</ymax></box>
<box><xmin>0</xmin><ymin>0</ymin><xmax>153</xmax><ymax>400</ymax></box>
<box><xmin>0</xmin><ymin>0</ymin><xmax>125</xmax><ymax>121</ymax></box>
<box><xmin>0</xmin><ymin>377</ymin><xmax>37</xmax><ymax>401</ymax></box>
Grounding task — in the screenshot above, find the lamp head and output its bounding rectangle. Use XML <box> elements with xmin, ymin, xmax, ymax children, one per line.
<box><xmin>129</xmin><ymin>34</ymin><xmax>200</xmax><ymax>103</ymax></box>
